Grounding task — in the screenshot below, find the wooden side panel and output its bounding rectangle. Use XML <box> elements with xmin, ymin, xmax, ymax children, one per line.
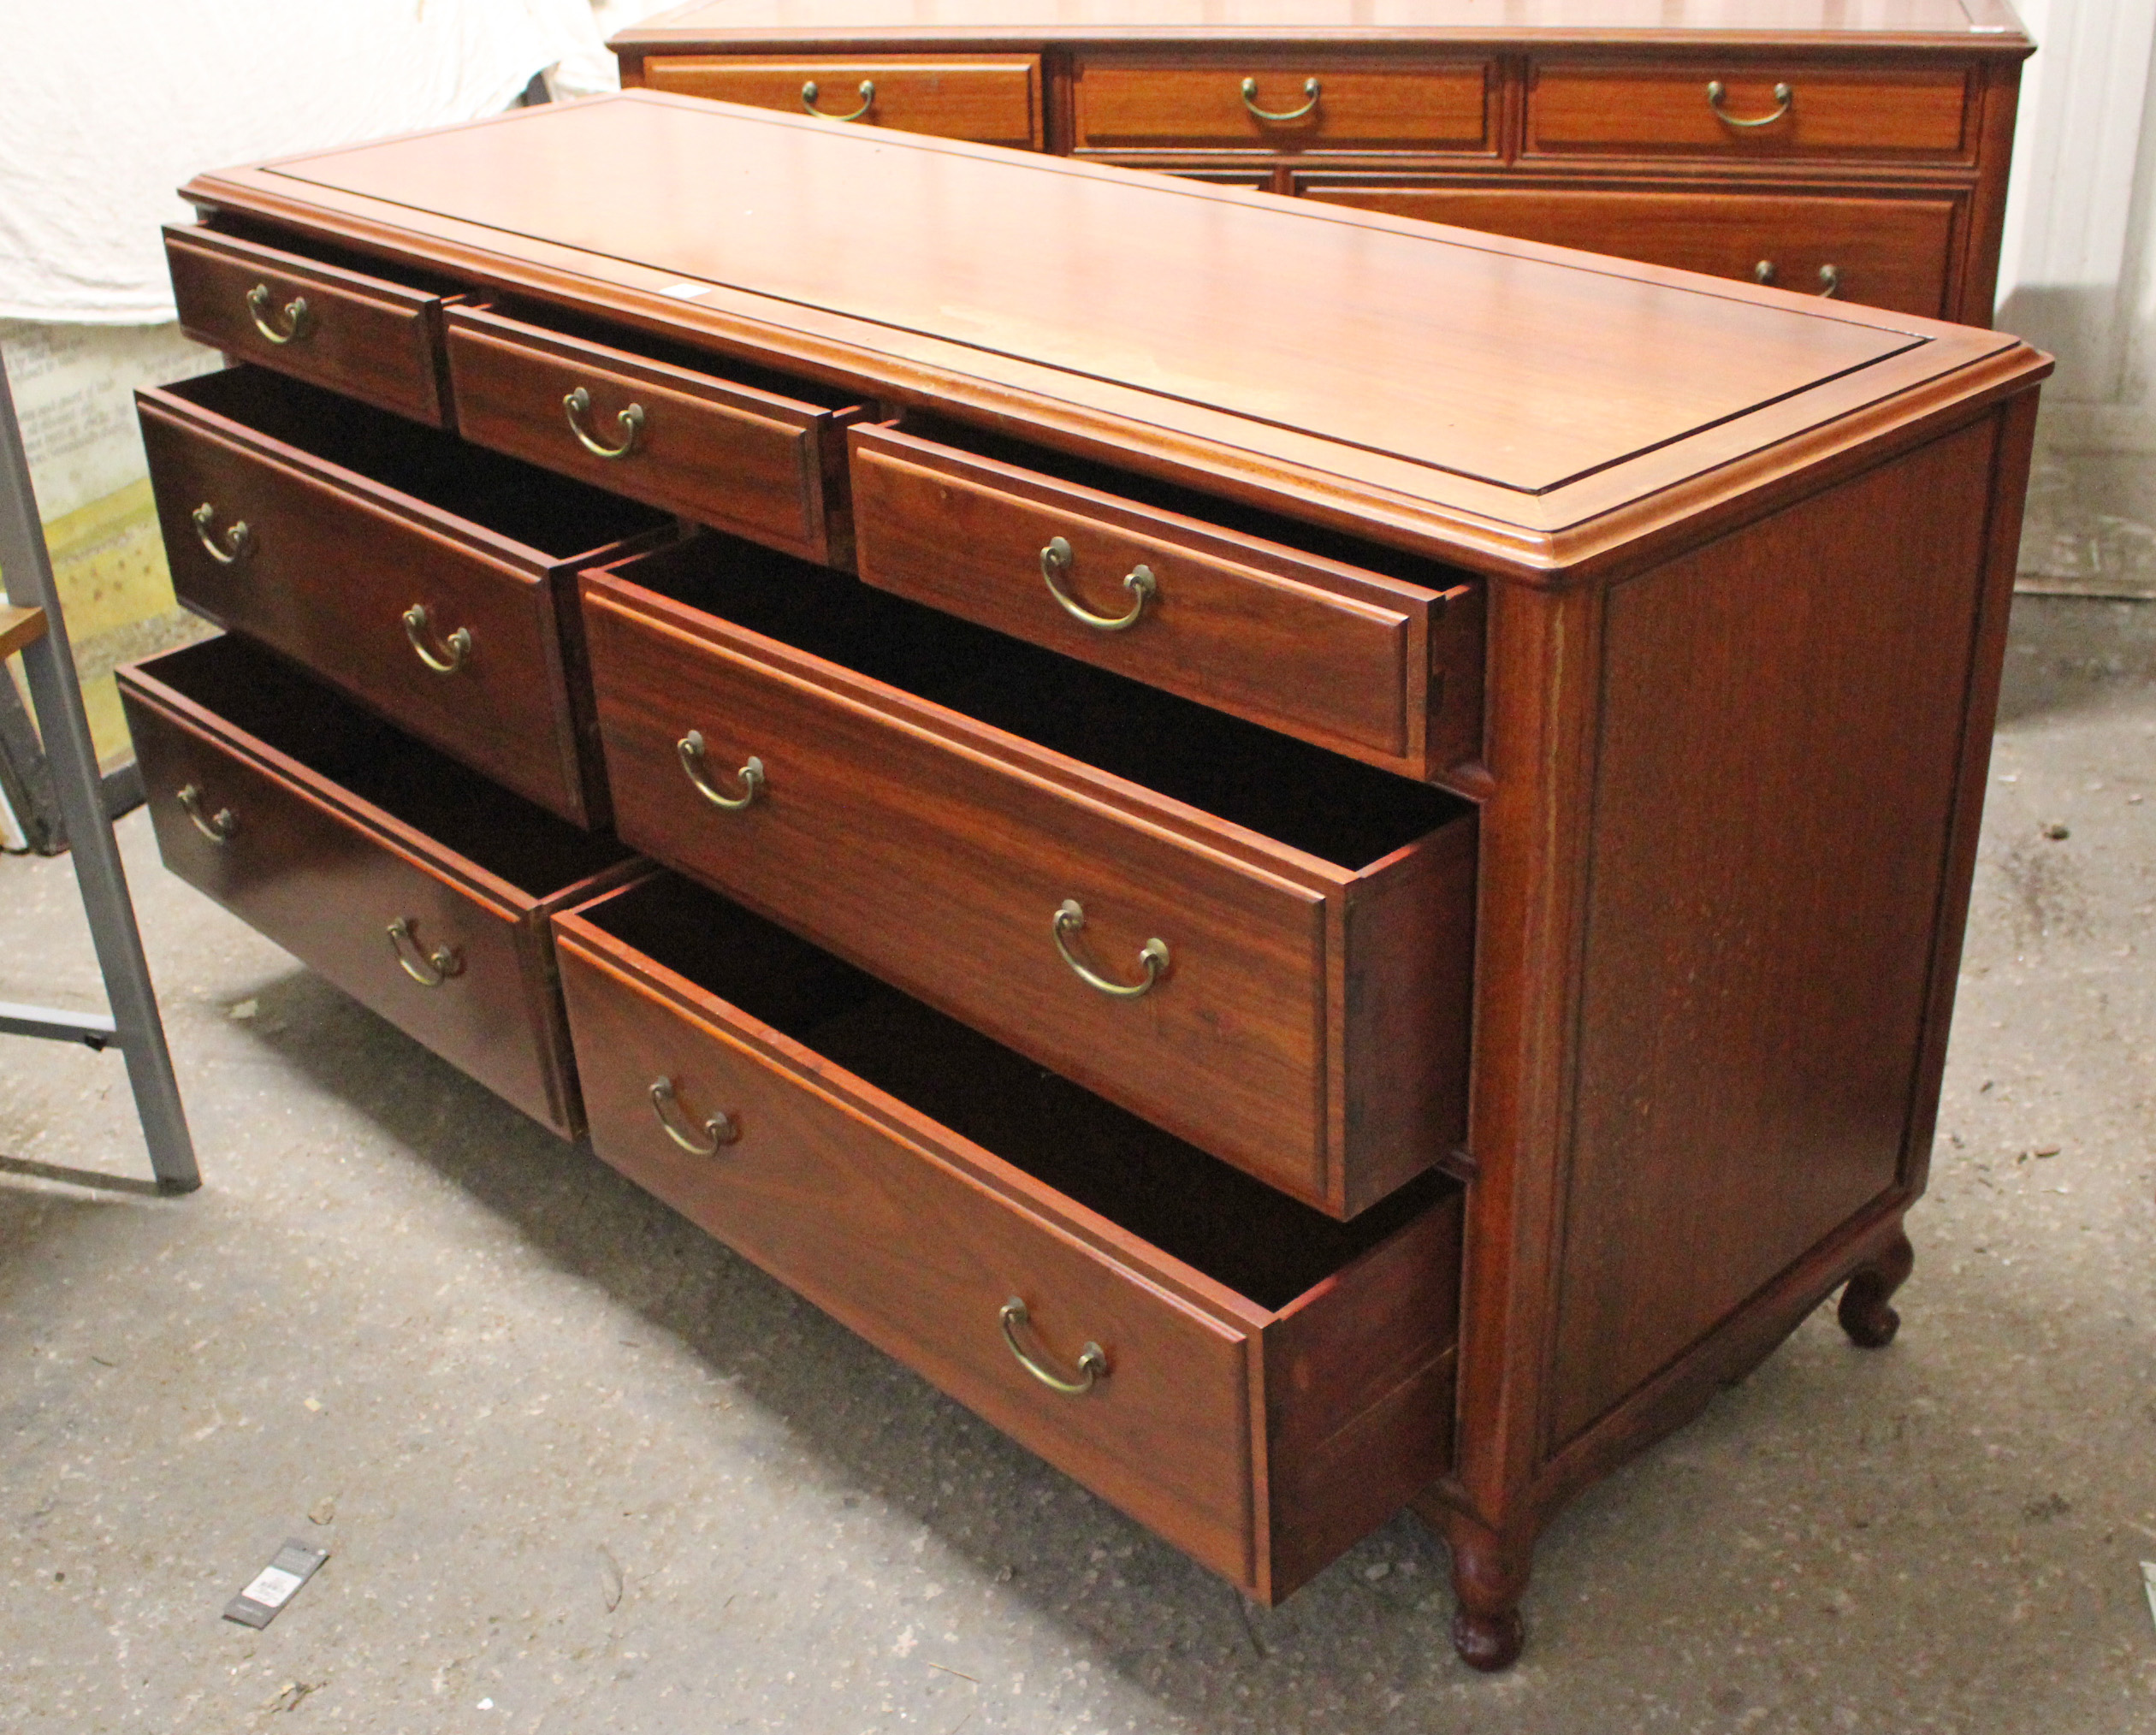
<box><xmin>1339</xmin><ymin>817</ymin><xmax>1477</xmax><ymax>1217</ymax></box>
<box><xmin>1546</xmin><ymin>417</ymin><xmax>2000</xmax><ymax>1449</ymax></box>
<box><xmin>1264</xmin><ymin>1192</ymin><xmax>1462</xmax><ymax>1597</ymax></box>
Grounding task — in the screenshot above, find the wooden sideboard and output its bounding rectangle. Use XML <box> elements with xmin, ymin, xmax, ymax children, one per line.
<box><xmin>612</xmin><ymin>0</ymin><xmax>2032</xmax><ymax>328</ymax></box>
<box><xmin>125</xmin><ymin>92</ymin><xmax>2046</xmax><ymax>1669</ymax></box>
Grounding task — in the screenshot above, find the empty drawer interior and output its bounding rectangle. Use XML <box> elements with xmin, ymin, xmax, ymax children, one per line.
<box><xmin>139</xmin><ymin>634</ymin><xmax>633</xmax><ymax>897</ymax></box>
<box><xmin>892</xmin><ymin>411</ymin><xmax>1471</xmax><ymax>592</ymax></box>
<box><xmin>577</xmin><ymin>871</ymin><xmax>1456</xmax><ymax>1308</ymax></box>
<box><xmin>156</xmin><ymin>367</ymin><xmax>672</xmax><ymax>559</ymax></box>
<box><xmin>611</xmin><ymin>534</ymin><xmax>1472</xmax><ymax>869</ymax></box>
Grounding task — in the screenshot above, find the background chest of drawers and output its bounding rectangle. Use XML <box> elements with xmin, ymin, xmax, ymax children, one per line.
<box><xmin>613</xmin><ymin>0</ymin><xmax>2031</xmax><ymax>327</ymax></box>
<box><xmin>121</xmin><ymin>92</ymin><xmax>2047</xmax><ymax>1670</ymax></box>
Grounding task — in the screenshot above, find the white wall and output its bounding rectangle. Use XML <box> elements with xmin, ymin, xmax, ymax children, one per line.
<box><xmin>1998</xmin><ymin>0</ymin><xmax>2156</xmax><ymax>449</ymax></box>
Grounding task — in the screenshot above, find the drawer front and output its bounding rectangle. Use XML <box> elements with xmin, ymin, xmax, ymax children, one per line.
<box><xmin>643</xmin><ymin>54</ymin><xmax>1041</xmax><ymax>147</ymax></box>
<box><xmin>446</xmin><ymin>308</ymin><xmax>853</xmax><ymax>565</ymax></box>
<box><xmin>851</xmin><ymin>426</ymin><xmax>1426</xmax><ymax>765</ymax></box>
<box><xmin>121</xmin><ymin>681</ymin><xmax>573</xmax><ymax>1134</ymax></box>
<box><xmin>583</xmin><ymin>581</ymin><xmax>1337</xmax><ymax>1205</ymax></box>
<box><xmin>1074</xmin><ymin>59</ymin><xmax>1491</xmax><ymax>153</ymax></box>
<box><xmin>1527</xmin><ymin>63</ymin><xmax>1970</xmax><ymax>160</ymax></box>
<box><xmin>1296</xmin><ymin>182</ymin><xmax>1958</xmax><ymax>319</ymax></box>
<box><xmin>557</xmin><ymin>934</ymin><xmax>1263</xmax><ymax>1584</ymax></box>
<box><xmin>164</xmin><ymin>228</ymin><xmax>448</xmax><ymax>426</ymax></box>
<box><xmin>138</xmin><ymin>391</ymin><xmax>597</xmax><ymax>825</ymax></box>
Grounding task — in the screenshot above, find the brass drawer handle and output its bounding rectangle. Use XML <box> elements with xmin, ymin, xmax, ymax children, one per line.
<box><xmin>999</xmin><ymin>1298</ymin><xmax>1107</xmax><ymax>1395</ymax></box>
<box><xmin>678</xmin><ymin>731</ymin><xmax>765</xmax><ymax>811</ymax></box>
<box><xmin>191</xmin><ymin>503</ymin><xmax>253</xmax><ymax>566</ymax></box>
<box><xmin>802</xmin><ymin>78</ymin><xmax>875</xmax><ymax>121</ymax></box>
<box><xmin>649</xmin><ymin>1077</ymin><xmax>738</xmax><ymax>1155</ymax></box>
<box><xmin>1052</xmin><ymin>899</ymin><xmax>1169</xmax><ymax>998</ymax></box>
<box><xmin>1752</xmin><ymin>260</ymin><xmax>1843</xmax><ymax>298</ymax></box>
<box><xmin>563</xmin><ymin>386</ymin><xmax>645</xmax><ymax>459</ymax></box>
<box><xmin>402</xmin><ymin>603</ymin><xmax>472</xmax><ymax>674</ymax></box>
<box><xmin>385</xmin><ymin>916</ymin><xmax>462</xmax><ymax>986</ymax></box>
<box><xmin>1706</xmin><ymin>80</ymin><xmax>1792</xmax><ymax>129</ymax></box>
<box><xmin>246</xmin><ymin>282</ymin><xmax>312</xmax><ymax>344</ymax></box>
<box><xmin>1241</xmin><ymin>75</ymin><xmax>1320</xmax><ymax>121</ymax></box>
<box><xmin>175</xmin><ymin>784</ymin><xmax>237</xmax><ymax>843</ymax></box>
<box><xmin>1040</xmin><ymin>536</ymin><xmax>1155</xmax><ymax>632</ymax></box>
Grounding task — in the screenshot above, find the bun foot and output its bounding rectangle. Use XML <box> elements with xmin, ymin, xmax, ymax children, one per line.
<box><xmin>1452</xmin><ymin>1604</ymin><xmax>1525</xmax><ymax>1672</ymax></box>
<box><xmin>1838</xmin><ymin>1228</ymin><xmax>1914</xmax><ymax>1349</ymax></box>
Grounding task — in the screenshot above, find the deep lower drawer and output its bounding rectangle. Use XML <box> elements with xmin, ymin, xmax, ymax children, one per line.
<box><xmin>445</xmin><ymin>304</ymin><xmax>870</xmax><ymax>565</ymax></box>
<box><xmin>119</xmin><ymin>637</ymin><xmax>638</xmax><ymax>1136</ymax></box>
<box><xmin>583</xmin><ymin>536</ymin><xmax>1478</xmax><ymax>1220</ymax></box>
<box><xmin>1073</xmin><ymin>56</ymin><xmax>1492</xmax><ymax>153</ymax></box>
<box><xmin>139</xmin><ymin>367</ymin><xmax>672</xmax><ymax>826</ymax></box>
<box><xmin>1294</xmin><ymin>181</ymin><xmax>1959</xmax><ymax>320</ymax></box>
<box><xmin>640</xmin><ymin>54</ymin><xmax>1042</xmax><ymax>147</ymax></box>
<box><xmin>1526</xmin><ymin>61</ymin><xmax>1971</xmax><ymax>161</ymax></box>
<box><xmin>851</xmin><ymin>417</ymin><xmax>1484</xmax><ymax>780</ymax></box>
<box><xmin>164</xmin><ymin>224</ymin><xmax>455</xmax><ymax>426</ymax></box>
<box><xmin>556</xmin><ymin>871</ymin><xmax>1463</xmax><ymax>1602</ymax></box>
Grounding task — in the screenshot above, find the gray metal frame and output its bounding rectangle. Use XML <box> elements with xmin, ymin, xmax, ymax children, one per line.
<box><xmin>0</xmin><ymin>355</ymin><xmax>198</xmax><ymax>1192</ymax></box>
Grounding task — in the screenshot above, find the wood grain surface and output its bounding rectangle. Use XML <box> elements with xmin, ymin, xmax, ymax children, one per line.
<box><xmin>258</xmin><ymin>98</ymin><xmax>1927</xmax><ymax>498</ymax></box>
<box><xmin>1545</xmin><ymin>416</ymin><xmax>1999</xmax><ymax>1449</ymax></box>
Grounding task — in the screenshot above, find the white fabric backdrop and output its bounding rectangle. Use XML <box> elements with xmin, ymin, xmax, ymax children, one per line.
<box><xmin>0</xmin><ymin>0</ymin><xmax>632</xmax><ymax>323</ymax></box>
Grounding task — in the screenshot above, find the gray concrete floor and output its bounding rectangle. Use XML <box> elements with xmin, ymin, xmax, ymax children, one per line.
<box><xmin>1</xmin><ymin>596</ymin><xmax>2151</xmax><ymax>1735</ymax></box>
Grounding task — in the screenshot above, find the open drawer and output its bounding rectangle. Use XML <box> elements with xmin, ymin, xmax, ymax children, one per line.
<box><xmin>139</xmin><ymin>366</ymin><xmax>673</xmax><ymax>828</ymax></box>
<box><xmin>164</xmin><ymin>224</ymin><xmax>459</xmax><ymax>426</ymax></box>
<box><xmin>853</xmin><ymin>417</ymin><xmax>1484</xmax><ymax>781</ymax></box>
<box><xmin>556</xmin><ymin>870</ymin><xmax>1463</xmax><ymax>1602</ymax></box>
<box><xmin>583</xmin><ymin>534</ymin><xmax>1478</xmax><ymax>1219</ymax></box>
<box><xmin>445</xmin><ymin>304</ymin><xmax>872</xmax><ymax>566</ymax></box>
<box><xmin>119</xmin><ymin>636</ymin><xmax>640</xmax><ymax>1136</ymax></box>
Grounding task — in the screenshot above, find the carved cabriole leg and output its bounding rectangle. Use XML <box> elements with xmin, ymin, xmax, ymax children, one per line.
<box><xmin>1443</xmin><ymin>1510</ymin><xmax>1534</xmax><ymax>1672</ymax></box>
<box><xmin>1837</xmin><ymin>1227</ymin><xmax>1915</xmax><ymax>1348</ymax></box>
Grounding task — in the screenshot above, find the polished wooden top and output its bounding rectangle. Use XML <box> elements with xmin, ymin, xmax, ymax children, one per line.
<box><xmin>183</xmin><ymin>93</ymin><xmax>2046</xmax><ymax>579</ymax></box>
<box><xmin>619</xmin><ymin>0</ymin><xmax>2031</xmax><ymax>52</ymax></box>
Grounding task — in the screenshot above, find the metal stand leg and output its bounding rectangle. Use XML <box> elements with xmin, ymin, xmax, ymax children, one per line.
<box><xmin>0</xmin><ymin>354</ymin><xmax>198</xmax><ymax>1191</ymax></box>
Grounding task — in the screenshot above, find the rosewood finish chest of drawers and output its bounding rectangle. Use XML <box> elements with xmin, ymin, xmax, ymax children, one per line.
<box><xmin>125</xmin><ymin>92</ymin><xmax>2046</xmax><ymax>1668</ymax></box>
<box><xmin>613</xmin><ymin>0</ymin><xmax>2031</xmax><ymax>327</ymax></box>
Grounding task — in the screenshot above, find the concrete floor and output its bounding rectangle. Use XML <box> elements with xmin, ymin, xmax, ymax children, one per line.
<box><xmin>1</xmin><ymin>596</ymin><xmax>2151</xmax><ymax>1734</ymax></box>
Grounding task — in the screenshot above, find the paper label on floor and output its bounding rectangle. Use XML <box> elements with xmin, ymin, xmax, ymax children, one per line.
<box><xmin>240</xmin><ymin>1565</ymin><xmax>305</xmax><ymax>1608</ymax></box>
